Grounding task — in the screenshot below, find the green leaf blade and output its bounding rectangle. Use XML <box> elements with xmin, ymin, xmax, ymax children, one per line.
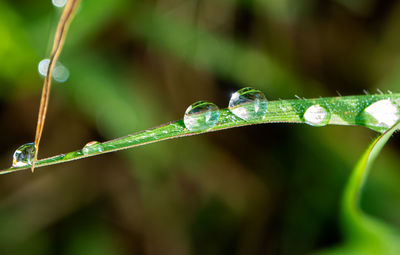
<box><xmin>2</xmin><ymin>93</ymin><xmax>400</xmax><ymax>174</ymax></box>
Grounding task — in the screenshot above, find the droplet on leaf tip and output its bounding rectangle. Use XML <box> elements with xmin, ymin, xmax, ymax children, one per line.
<box><xmin>12</xmin><ymin>143</ymin><xmax>36</xmax><ymax>167</ymax></box>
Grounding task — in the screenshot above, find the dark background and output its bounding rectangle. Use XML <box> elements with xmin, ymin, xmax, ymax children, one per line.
<box><xmin>0</xmin><ymin>0</ymin><xmax>400</xmax><ymax>254</ymax></box>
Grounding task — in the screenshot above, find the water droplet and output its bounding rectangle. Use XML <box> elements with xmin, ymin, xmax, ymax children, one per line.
<box><xmin>52</xmin><ymin>64</ymin><xmax>69</xmax><ymax>82</ymax></box>
<box><xmin>363</xmin><ymin>99</ymin><xmax>399</xmax><ymax>128</ymax></box>
<box><xmin>38</xmin><ymin>58</ymin><xmax>69</xmax><ymax>83</ymax></box>
<box><xmin>228</xmin><ymin>87</ymin><xmax>268</xmax><ymax>121</ymax></box>
<box><xmin>38</xmin><ymin>59</ymin><xmax>50</xmax><ymax>76</ymax></box>
<box><xmin>63</xmin><ymin>151</ymin><xmax>83</xmax><ymax>160</ymax></box>
<box><xmin>52</xmin><ymin>0</ymin><xmax>67</xmax><ymax>8</ymax></box>
<box><xmin>82</xmin><ymin>141</ymin><xmax>104</xmax><ymax>155</ymax></box>
<box><xmin>184</xmin><ymin>101</ymin><xmax>220</xmax><ymax>131</ymax></box>
<box><xmin>303</xmin><ymin>104</ymin><xmax>331</xmax><ymax>127</ymax></box>
<box><xmin>12</xmin><ymin>143</ymin><xmax>36</xmax><ymax>167</ymax></box>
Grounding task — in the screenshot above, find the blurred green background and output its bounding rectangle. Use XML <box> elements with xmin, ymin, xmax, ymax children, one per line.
<box><xmin>0</xmin><ymin>0</ymin><xmax>400</xmax><ymax>254</ymax></box>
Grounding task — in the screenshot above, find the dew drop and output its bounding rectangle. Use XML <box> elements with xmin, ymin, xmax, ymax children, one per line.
<box><xmin>303</xmin><ymin>104</ymin><xmax>331</xmax><ymax>127</ymax></box>
<box><xmin>184</xmin><ymin>101</ymin><xmax>220</xmax><ymax>131</ymax></box>
<box><xmin>363</xmin><ymin>99</ymin><xmax>399</xmax><ymax>128</ymax></box>
<box><xmin>52</xmin><ymin>0</ymin><xmax>67</xmax><ymax>8</ymax></box>
<box><xmin>228</xmin><ymin>87</ymin><xmax>268</xmax><ymax>121</ymax></box>
<box><xmin>82</xmin><ymin>141</ymin><xmax>104</xmax><ymax>155</ymax></box>
<box><xmin>52</xmin><ymin>64</ymin><xmax>69</xmax><ymax>82</ymax></box>
<box><xmin>38</xmin><ymin>58</ymin><xmax>69</xmax><ymax>83</ymax></box>
<box><xmin>12</xmin><ymin>143</ymin><xmax>36</xmax><ymax>167</ymax></box>
<box><xmin>63</xmin><ymin>151</ymin><xmax>83</xmax><ymax>160</ymax></box>
<box><xmin>38</xmin><ymin>59</ymin><xmax>50</xmax><ymax>77</ymax></box>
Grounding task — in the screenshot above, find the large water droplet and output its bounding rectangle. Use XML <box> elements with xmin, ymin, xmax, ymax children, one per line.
<box><xmin>303</xmin><ymin>104</ymin><xmax>331</xmax><ymax>127</ymax></box>
<box><xmin>12</xmin><ymin>143</ymin><xmax>36</xmax><ymax>167</ymax></box>
<box><xmin>38</xmin><ymin>58</ymin><xmax>69</xmax><ymax>83</ymax></box>
<box><xmin>228</xmin><ymin>87</ymin><xmax>268</xmax><ymax>121</ymax></box>
<box><xmin>363</xmin><ymin>99</ymin><xmax>399</xmax><ymax>128</ymax></box>
<box><xmin>82</xmin><ymin>141</ymin><xmax>104</xmax><ymax>155</ymax></box>
<box><xmin>52</xmin><ymin>0</ymin><xmax>67</xmax><ymax>8</ymax></box>
<box><xmin>184</xmin><ymin>101</ymin><xmax>220</xmax><ymax>131</ymax></box>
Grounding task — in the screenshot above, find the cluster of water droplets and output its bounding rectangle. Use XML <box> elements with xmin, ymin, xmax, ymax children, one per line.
<box><xmin>38</xmin><ymin>58</ymin><xmax>69</xmax><ymax>83</ymax></box>
<box><xmin>183</xmin><ymin>87</ymin><xmax>268</xmax><ymax>132</ymax></box>
<box><xmin>182</xmin><ymin>88</ymin><xmax>400</xmax><ymax>132</ymax></box>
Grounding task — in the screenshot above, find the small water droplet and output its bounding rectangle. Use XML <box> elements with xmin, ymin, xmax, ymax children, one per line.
<box><xmin>363</xmin><ymin>99</ymin><xmax>399</xmax><ymax>128</ymax></box>
<box><xmin>228</xmin><ymin>87</ymin><xmax>268</xmax><ymax>121</ymax></box>
<box><xmin>63</xmin><ymin>151</ymin><xmax>83</xmax><ymax>160</ymax></box>
<box><xmin>184</xmin><ymin>101</ymin><xmax>220</xmax><ymax>131</ymax></box>
<box><xmin>38</xmin><ymin>58</ymin><xmax>69</xmax><ymax>83</ymax></box>
<box><xmin>52</xmin><ymin>0</ymin><xmax>67</xmax><ymax>8</ymax></box>
<box><xmin>12</xmin><ymin>143</ymin><xmax>36</xmax><ymax>167</ymax></box>
<box><xmin>303</xmin><ymin>104</ymin><xmax>331</xmax><ymax>127</ymax></box>
<box><xmin>82</xmin><ymin>141</ymin><xmax>104</xmax><ymax>155</ymax></box>
<box><xmin>52</xmin><ymin>64</ymin><xmax>69</xmax><ymax>82</ymax></box>
<box><xmin>38</xmin><ymin>59</ymin><xmax>50</xmax><ymax>76</ymax></box>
